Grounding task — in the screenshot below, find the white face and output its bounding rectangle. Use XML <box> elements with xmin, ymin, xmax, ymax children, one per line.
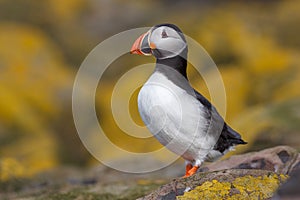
<box><xmin>148</xmin><ymin>26</ymin><xmax>187</xmax><ymax>59</ymax></box>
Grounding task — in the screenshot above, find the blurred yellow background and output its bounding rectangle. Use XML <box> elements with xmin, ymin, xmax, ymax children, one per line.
<box><xmin>0</xmin><ymin>0</ymin><xmax>300</xmax><ymax>181</ymax></box>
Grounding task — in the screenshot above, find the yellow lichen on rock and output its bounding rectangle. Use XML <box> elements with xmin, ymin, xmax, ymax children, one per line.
<box><xmin>231</xmin><ymin>174</ymin><xmax>286</xmax><ymax>199</ymax></box>
<box><xmin>177</xmin><ymin>174</ymin><xmax>288</xmax><ymax>200</ymax></box>
<box><xmin>177</xmin><ymin>179</ymin><xmax>231</xmax><ymax>200</ymax></box>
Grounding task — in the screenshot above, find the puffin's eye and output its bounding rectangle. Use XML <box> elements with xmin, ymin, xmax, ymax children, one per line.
<box><xmin>161</xmin><ymin>30</ymin><xmax>168</xmax><ymax>38</ymax></box>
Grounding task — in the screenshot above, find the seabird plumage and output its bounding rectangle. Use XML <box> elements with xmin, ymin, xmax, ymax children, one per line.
<box><xmin>130</xmin><ymin>24</ymin><xmax>246</xmax><ymax>177</ymax></box>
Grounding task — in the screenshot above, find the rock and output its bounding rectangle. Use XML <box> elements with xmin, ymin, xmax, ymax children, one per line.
<box><xmin>199</xmin><ymin>145</ymin><xmax>299</xmax><ymax>175</ymax></box>
<box><xmin>139</xmin><ymin>169</ymin><xmax>288</xmax><ymax>200</ymax></box>
<box><xmin>273</xmin><ymin>168</ymin><xmax>300</xmax><ymax>200</ymax></box>
<box><xmin>139</xmin><ymin>146</ymin><xmax>299</xmax><ymax>199</ymax></box>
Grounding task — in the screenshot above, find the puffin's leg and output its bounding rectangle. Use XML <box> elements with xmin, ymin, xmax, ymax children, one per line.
<box><xmin>185</xmin><ymin>160</ymin><xmax>202</xmax><ymax>177</ymax></box>
<box><xmin>183</xmin><ymin>160</ymin><xmax>193</xmax><ymax>177</ymax></box>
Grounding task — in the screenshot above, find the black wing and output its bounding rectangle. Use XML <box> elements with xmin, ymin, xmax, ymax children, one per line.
<box><xmin>214</xmin><ymin>123</ymin><xmax>247</xmax><ymax>153</ymax></box>
<box><xmin>193</xmin><ymin>89</ymin><xmax>247</xmax><ymax>153</ymax></box>
<box><xmin>193</xmin><ymin>89</ymin><xmax>212</xmax><ymax>111</ymax></box>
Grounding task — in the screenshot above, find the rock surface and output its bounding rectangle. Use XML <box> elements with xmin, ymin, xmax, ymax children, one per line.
<box><xmin>139</xmin><ymin>146</ymin><xmax>299</xmax><ymax>199</ymax></box>
<box><xmin>139</xmin><ymin>169</ymin><xmax>288</xmax><ymax>200</ymax></box>
<box><xmin>199</xmin><ymin>145</ymin><xmax>300</xmax><ymax>175</ymax></box>
<box><xmin>274</xmin><ymin>168</ymin><xmax>300</xmax><ymax>200</ymax></box>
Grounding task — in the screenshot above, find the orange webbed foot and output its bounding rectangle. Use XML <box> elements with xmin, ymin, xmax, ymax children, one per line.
<box><xmin>183</xmin><ymin>165</ymin><xmax>199</xmax><ymax>178</ymax></box>
<box><xmin>183</xmin><ymin>163</ymin><xmax>193</xmax><ymax>177</ymax></box>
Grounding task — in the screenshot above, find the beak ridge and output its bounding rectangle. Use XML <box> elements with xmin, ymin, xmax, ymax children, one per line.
<box><xmin>130</xmin><ymin>33</ymin><xmax>146</xmax><ymax>55</ymax></box>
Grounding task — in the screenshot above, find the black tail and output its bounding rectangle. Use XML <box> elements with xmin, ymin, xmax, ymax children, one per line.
<box><xmin>213</xmin><ymin>123</ymin><xmax>247</xmax><ymax>153</ymax></box>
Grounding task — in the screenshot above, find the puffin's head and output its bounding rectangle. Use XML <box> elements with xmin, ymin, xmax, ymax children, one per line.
<box><xmin>130</xmin><ymin>24</ymin><xmax>187</xmax><ymax>60</ymax></box>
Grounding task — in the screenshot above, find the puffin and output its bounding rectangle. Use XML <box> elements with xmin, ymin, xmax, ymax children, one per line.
<box><xmin>130</xmin><ymin>24</ymin><xmax>247</xmax><ymax>177</ymax></box>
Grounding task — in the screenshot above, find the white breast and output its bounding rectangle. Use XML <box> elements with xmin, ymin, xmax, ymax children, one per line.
<box><xmin>138</xmin><ymin>72</ymin><xmax>218</xmax><ymax>161</ymax></box>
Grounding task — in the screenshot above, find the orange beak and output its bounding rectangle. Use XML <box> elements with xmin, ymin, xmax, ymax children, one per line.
<box><xmin>130</xmin><ymin>32</ymin><xmax>152</xmax><ymax>56</ymax></box>
<box><xmin>130</xmin><ymin>33</ymin><xmax>146</xmax><ymax>55</ymax></box>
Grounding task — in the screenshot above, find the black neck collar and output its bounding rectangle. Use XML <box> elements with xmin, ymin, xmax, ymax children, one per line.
<box><xmin>155</xmin><ymin>55</ymin><xmax>187</xmax><ymax>78</ymax></box>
